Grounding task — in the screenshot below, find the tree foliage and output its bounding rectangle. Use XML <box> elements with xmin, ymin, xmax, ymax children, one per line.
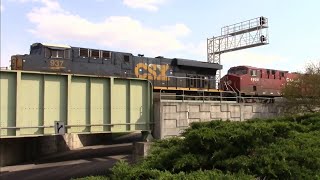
<box><xmin>281</xmin><ymin>62</ymin><xmax>320</xmax><ymax>113</ymax></box>
<box><xmin>105</xmin><ymin>113</ymin><xmax>320</xmax><ymax>179</ymax></box>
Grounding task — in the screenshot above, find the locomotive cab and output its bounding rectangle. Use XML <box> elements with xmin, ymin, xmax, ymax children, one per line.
<box><xmin>41</xmin><ymin>43</ymin><xmax>71</xmax><ymax>72</ymax></box>
<box><xmin>221</xmin><ymin>66</ymin><xmax>249</xmax><ymax>93</ymax></box>
<box><xmin>11</xmin><ymin>43</ymin><xmax>72</xmax><ymax>72</ymax></box>
<box><xmin>221</xmin><ymin>66</ymin><xmax>263</xmax><ymax>96</ymax></box>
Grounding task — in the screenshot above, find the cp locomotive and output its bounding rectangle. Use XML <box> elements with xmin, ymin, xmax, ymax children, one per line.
<box><xmin>11</xmin><ymin>43</ymin><xmax>231</xmax><ymax>98</ymax></box>
<box><xmin>220</xmin><ymin>65</ymin><xmax>298</xmax><ymax>102</ymax></box>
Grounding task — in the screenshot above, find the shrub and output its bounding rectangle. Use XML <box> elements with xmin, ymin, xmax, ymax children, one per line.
<box><xmin>82</xmin><ymin>113</ymin><xmax>320</xmax><ymax>179</ymax></box>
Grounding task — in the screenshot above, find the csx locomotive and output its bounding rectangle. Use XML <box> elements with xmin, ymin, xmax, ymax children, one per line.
<box><xmin>11</xmin><ymin>43</ymin><xmax>229</xmax><ymax>97</ymax></box>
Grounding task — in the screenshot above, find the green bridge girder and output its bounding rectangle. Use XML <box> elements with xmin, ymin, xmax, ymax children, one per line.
<box><xmin>0</xmin><ymin>70</ymin><xmax>153</xmax><ymax>138</ymax></box>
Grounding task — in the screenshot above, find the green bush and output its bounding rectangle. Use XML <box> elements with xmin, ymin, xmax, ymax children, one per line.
<box><xmin>82</xmin><ymin>113</ymin><xmax>320</xmax><ymax>179</ymax></box>
<box><xmin>73</xmin><ymin>176</ymin><xmax>109</xmax><ymax>180</ymax></box>
<box><xmin>110</xmin><ymin>161</ymin><xmax>254</xmax><ymax>180</ymax></box>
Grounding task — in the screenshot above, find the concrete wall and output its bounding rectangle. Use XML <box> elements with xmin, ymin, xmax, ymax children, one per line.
<box><xmin>153</xmin><ymin>101</ymin><xmax>283</xmax><ymax>139</ymax></box>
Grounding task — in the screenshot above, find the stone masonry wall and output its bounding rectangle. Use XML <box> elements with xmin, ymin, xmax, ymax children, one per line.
<box><xmin>153</xmin><ymin>101</ymin><xmax>283</xmax><ymax>139</ymax></box>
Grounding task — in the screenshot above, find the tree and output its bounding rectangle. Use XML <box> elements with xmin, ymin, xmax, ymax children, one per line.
<box><xmin>281</xmin><ymin>62</ymin><xmax>320</xmax><ymax>113</ymax></box>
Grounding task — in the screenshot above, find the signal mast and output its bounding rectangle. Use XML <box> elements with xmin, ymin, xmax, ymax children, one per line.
<box><xmin>207</xmin><ymin>16</ymin><xmax>269</xmax><ymax>88</ymax></box>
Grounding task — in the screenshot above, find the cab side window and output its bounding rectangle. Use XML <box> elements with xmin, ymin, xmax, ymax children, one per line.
<box><xmin>51</xmin><ymin>50</ymin><xmax>64</xmax><ymax>58</ymax></box>
<box><xmin>250</xmin><ymin>70</ymin><xmax>257</xmax><ymax>77</ymax></box>
<box><xmin>44</xmin><ymin>47</ymin><xmax>70</xmax><ymax>59</ymax></box>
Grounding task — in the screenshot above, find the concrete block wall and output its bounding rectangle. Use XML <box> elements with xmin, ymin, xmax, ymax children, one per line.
<box><xmin>154</xmin><ymin>101</ymin><xmax>283</xmax><ymax>139</ymax></box>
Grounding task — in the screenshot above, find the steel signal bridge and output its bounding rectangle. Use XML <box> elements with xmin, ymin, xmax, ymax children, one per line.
<box><xmin>207</xmin><ymin>16</ymin><xmax>269</xmax><ymax>88</ymax></box>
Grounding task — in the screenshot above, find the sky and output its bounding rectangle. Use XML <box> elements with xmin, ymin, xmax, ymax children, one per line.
<box><xmin>1</xmin><ymin>0</ymin><xmax>320</xmax><ymax>75</ymax></box>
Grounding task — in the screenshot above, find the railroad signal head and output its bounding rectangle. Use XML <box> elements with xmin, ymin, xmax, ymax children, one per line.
<box><xmin>260</xmin><ymin>16</ymin><xmax>266</xmax><ymax>26</ymax></box>
<box><xmin>260</xmin><ymin>35</ymin><xmax>266</xmax><ymax>42</ymax></box>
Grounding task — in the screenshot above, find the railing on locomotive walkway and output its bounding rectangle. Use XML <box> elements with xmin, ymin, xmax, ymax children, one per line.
<box><xmin>159</xmin><ymin>89</ymin><xmax>238</xmax><ymax>103</ymax></box>
<box><xmin>159</xmin><ymin>89</ymin><xmax>276</xmax><ymax>104</ymax></box>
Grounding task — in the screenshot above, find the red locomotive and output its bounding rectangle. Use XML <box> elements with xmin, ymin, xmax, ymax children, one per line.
<box><xmin>220</xmin><ymin>66</ymin><xmax>298</xmax><ymax>102</ymax></box>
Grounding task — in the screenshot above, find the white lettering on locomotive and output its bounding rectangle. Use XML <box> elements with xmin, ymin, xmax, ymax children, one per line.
<box><xmin>286</xmin><ymin>78</ymin><xmax>294</xmax><ymax>82</ymax></box>
<box><xmin>251</xmin><ymin>78</ymin><xmax>259</xmax><ymax>82</ymax></box>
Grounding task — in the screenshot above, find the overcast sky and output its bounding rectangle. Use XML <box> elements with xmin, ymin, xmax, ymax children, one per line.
<box><xmin>1</xmin><ymin>0</ymin><xmax>319</xmax><ymax>75</ymax></box>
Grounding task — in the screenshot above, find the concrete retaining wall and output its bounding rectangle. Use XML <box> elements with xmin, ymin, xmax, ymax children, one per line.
<box><xmin>153</xmin><ymin>101</ymin><xmax>283</xmax><ymax>139</ymax></box>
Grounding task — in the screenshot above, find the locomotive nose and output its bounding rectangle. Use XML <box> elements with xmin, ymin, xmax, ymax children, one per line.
<box><xmin>222</xmin><ymin>76</ymin><xmax>232</xmax><ymax>85</ymax></box>
<box><xmin>11</xmin><ymin>55</ymin><xmax>23</xmax><ymax>70</ymax></box>
<box><xmin>220</xmin><ymin>76</ymin><xmax>230</xmax><ymax>90</ymax></box>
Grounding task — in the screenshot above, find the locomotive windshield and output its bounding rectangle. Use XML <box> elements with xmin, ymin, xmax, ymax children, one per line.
<box><xmin>30</xmin><ymin>44</ymin><xmax>42</xmax><ymax>55</ymax></box>
<box><xmin>228</xmin><ymin>67</ymin><xmax>248</xmax><ymax>75</ymax></box>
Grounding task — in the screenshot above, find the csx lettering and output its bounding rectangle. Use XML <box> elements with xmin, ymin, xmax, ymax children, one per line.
<box><xmin>134</xmin><ymin>63</ymin><xmax>170</xmax><ymax>81</ymax></box>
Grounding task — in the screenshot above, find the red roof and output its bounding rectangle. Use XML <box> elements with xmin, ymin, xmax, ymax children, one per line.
<box><xmin>230</xmin><ymin>65</ymin><xmax>289</xmax><ymax>72</ymax></box>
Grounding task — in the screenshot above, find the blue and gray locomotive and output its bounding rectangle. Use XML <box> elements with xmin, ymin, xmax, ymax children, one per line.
<box><xmin>11</xmin><ymin>43</ymin><xmax>231</xmax><ymax>98</ymax></box>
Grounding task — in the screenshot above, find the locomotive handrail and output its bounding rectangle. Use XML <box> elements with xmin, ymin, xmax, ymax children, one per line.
<box><xmin>99</xmin><ymin>72</ymin><xmax>221</xmax><ymax>92</ymax></box>
<box><xmin>159</xmin><ymin>89</ymin><xmax>238</xmax><ymax>103</ymax></box>
<box><xmin>159</xmin><ymin>88</ymin><xmax>276</xmax><ymax>104</ymax></box>
<box><xmin>225</xmin><ymin>81</ymin><xmax>240</xmax><ymax>95</ymax></box>
<box><xmin>0</xmin><ymin>67</ymin><xmax>10</xmax><ymax>70</ymax></box>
